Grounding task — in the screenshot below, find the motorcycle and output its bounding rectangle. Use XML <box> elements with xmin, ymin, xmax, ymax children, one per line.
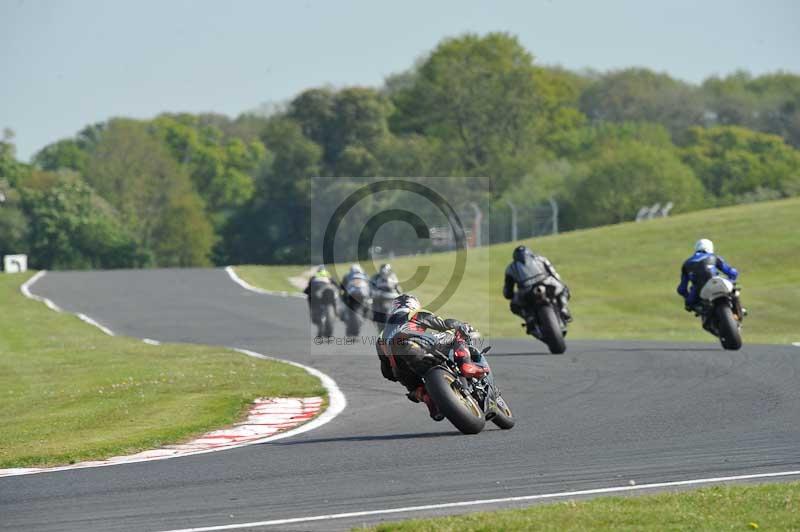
<box><xmin>371</xmin><ymin>280</ymin><xmax>400</xmax><ymax>333</ymax></box>
<box><xmin>693</xmin><ymin>276</ymin><xmax>745</xmax><ymax>350</ymax></box>
<box><xmin>309</xmin><ymin>282</ymin><xmax>338</xmax><ymax>338</ymax></box>
<box><xmin>340</xmin><ymin>277</ymin><xmax>372</xmax><ymax>337</ymax></box>
<box><xmin>421</xmin><ymin>327</ymin><xmax>515</xmax><ymax>434</ymax></box>
<box><xmin>520</xmin><ymin>282</ymin><xmax>568</xmax><ymax>354</ymax></box>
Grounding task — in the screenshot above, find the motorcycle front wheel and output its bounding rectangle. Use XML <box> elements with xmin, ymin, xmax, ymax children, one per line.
<box><xmin>424</xmin><ymin>367</ymin><xmax>485</xmax><ymax>435</ymax></box>
<box><xmin>490</xmin><ymin>394</ymin><xmax>515</xmax><ymax>430</ymax></box>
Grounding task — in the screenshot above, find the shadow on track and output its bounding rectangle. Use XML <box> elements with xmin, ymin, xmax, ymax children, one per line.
<box><xmin>489</xmin><ymin>351</ymin><xmax>559</xmax><ymax>357</ymax></box>
<box><xmin>265</xmin><ymin>430</ymin><xmax>464</xmax><ymax>446</ymax></box>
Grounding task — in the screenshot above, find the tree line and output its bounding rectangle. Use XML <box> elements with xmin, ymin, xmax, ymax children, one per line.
<box><xmin>2</xmin><ymin>32</ymin><xmax>799</xmax><ymax>269</ymax></box>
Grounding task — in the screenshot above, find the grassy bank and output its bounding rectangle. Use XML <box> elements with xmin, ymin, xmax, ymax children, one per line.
<box><xmin>364</xmin><ymin>482</ymin><xmax>800</xmax><ymax>531</ymax></box>
<box><xmin>235</xmin><ymin>197</ymin><xmax>800</xmax><ymax>344</ymax></box>
<box><xmin>0</xmin><ymin>273</ymin><xmax>324</xmax><ymax>468</ymax></box>
<box><xmin>234</xmin><ymin>264</ymin><xmax>303</xmax><ymax>293</ymax></box>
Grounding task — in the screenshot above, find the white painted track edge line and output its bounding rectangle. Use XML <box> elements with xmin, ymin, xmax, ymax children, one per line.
<box><xmin>20</xmin><ymin>270</ymin><xmax>62</xmax><ymax>312</ymax></box>
<box><xmin>157</xmin><ymin>469</ymin><xmax>800</xmax><ymax>532</ymax></box>
<box><xmin>224</xmin><ymin>265</ymin><xmax>307</xmax><ymax>298</ymax></box>
<box><xmin>76</xmin><ymin>313</ymin><xmax>115</xmax><ymax>336</ymax></box>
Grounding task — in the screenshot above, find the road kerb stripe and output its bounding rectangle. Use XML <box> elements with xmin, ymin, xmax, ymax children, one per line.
<box><xmin>156</xmin><ymin>469</ymin><xmax>800</xmax><ymax>532</ymax></box>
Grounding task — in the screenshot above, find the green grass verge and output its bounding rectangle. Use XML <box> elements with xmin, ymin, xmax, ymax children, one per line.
<box><xmin>362</xmin><ymin>482</ymin><xmax>800</xmax><ymax>531</ymax></box>
<box><xmin>234</xmin><ymin>264</ymin><xmax>304</xmax><ymax>293</ymax></box>
<box><xmin>0</xmin><ymin>273</ymin><xmax>325</xmax><ymax>468</ymax></box>
<box><xmin>235</xmin><ymin>197</ymin><xmax>800</xmax><ymax>344</ymax></box>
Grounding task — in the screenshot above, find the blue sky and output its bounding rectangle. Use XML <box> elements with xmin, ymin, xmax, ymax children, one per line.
<box><xmin>2</xmin><ymin>0</ymin><xmax>799</xmax><ymax>161</ymax></box>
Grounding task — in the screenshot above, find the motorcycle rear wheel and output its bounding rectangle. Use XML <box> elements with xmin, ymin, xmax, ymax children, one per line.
<box><xmin>537</xmin><ymin>305</ymin><xmax>566</xmax><ymax>354</ymax></box>
<box><xmin>424</xmin><ymin>367</ymin><xmax>485</xmax><ymax>435</ymax></box>
<box><xmin>321</xmin><ymin>304</ymin><xmax>335</xmax><ymax>337</ymax></box>
<box><xmin>715</xmin><ymin>300</ymin><xmax>742</xmax><ymax>350</ymax></box>
<box><xmin>345</xmin><ymin>310</ymin><xmax>361</xmax><ymax>337</ymax></box>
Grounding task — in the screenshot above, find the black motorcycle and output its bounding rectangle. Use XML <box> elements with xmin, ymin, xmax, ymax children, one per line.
<box><xmin>421</xmin><ymin>327</ymin><xmax>514</xmax><ymax>435</ymax></box>
<box><xmin>309</xmin><ymin>283</ymin><xmax>338</xmax><ymax>338</ymax></box>
<box><xmin>520</xmin><ymin>283</ymin><xmax>568</xmax><ymax>354</ymax></box>
<box><xmin>340</xmin><ymin>278</ymin><xmax>372</xmax><ymax>337</ymax></box>
<box><xmin>371</xmin><ymin>289</ymin><xmax>399</xmax><ymax>333</ymax></box>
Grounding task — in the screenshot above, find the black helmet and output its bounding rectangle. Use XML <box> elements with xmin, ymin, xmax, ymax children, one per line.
<box><xmin>513</xmin><ymin>245</ymin><xmax>530</xmax><ymax>263</ymax></box>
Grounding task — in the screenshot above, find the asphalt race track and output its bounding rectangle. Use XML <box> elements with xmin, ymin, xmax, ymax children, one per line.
<box><xmin>2</xmin><ymin>268</ymin><xmax>799</xmax><ymax>531</ymax></box>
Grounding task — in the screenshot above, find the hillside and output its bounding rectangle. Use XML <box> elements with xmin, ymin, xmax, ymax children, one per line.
<box><xmin>236</xmin><ymin>197</ymin><xmax>800</xmax><ymax>344</ymax></box>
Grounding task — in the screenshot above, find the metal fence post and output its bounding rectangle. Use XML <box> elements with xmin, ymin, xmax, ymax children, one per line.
<box><xmin>548</xmin><ymin>197</ymin><xmax>559</xmax><ymax>235</ymax></box>
<box><xmin>468</xmin><ymin>202</ymin><xmax>482</xmax><ymax>247</ymax></box>
<box><xmin>505</xmin><ymin>199</ymin><xmax>518</xmax><ymax>242</ymax></box>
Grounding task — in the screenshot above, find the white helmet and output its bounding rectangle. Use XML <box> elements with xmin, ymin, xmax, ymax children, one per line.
<box><xmin>695</xmin><ymin>238</ymin><xmax>714</xmax><ymax>254</ymax></box>
<box><xmin>391</xmin><ymin>294</ymin><xmax>420</xmax><ymax>315</ymax></box>
<box><xmin>350</xmin><ymin>264</ymin><xmax>364</xmax><ymax>275</ymax></box>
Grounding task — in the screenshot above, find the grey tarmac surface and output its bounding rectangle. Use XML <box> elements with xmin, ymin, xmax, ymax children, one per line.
<box><xmin>1</xmin><ymin>268</ymin><xmax>799</xmax><ymax>531</ymax></box>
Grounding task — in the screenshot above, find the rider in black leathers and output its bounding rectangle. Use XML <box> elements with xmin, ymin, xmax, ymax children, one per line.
<box><xmin>376</xmin><ymin>294</ymin><xmax>472</xmax><ymax>420</ymax></box>
<box><xmin>370</xmin><ymin>263</ymin><xmax>401</xmax><ymax>298</ymax></box>
<box><xmin>303</xmin><ymin>266</ymin><xmax>338</xmax><ymax>327</ymax></box>
<box><xmin>503</xmin><ymin>245</ymin><xmax>571</xmax><ymax>331</ymax></box>
<box><xmin>370</xmin><ymin>263</ymin><xmax>401</xmax><ymax>327</ymax></box>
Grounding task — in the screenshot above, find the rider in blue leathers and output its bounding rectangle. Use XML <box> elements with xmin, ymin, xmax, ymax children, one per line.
<box><xmin>677</xmin><ymin>239</ymin><xmax>738</xmax><ymax>310</ymax></box>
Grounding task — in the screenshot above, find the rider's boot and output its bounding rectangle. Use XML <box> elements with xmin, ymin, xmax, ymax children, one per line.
<box><xmin>409</xmin><ymin>385</ymin><xmax>444</xmax><ymax>421</ymax></box>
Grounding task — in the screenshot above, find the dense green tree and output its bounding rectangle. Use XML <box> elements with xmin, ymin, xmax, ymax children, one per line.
<box><xmin>555</xmin><ymin>121</ymin><xmax>675</xmax><ymax>161</ymax></box>
<box><xmin>287</xmin><ymin>87</ymin><xmax>392</xmax><ymax>174</ymax></box>
<box><xmin>220</xmin><ymin>118</ymin><xmax>322</xmax><ymax>264</ymax></box>
<box><xmin>0</xmin><ymin>181</ymin><xmax>30</xmax><ymax>259</ymax></box>
<box><xmin>570</xmin><ymin>141</ymin><xmax>705</xmax><ymax>227</ymax></box>
<box><xmin>580</xmin><ymin>68</ymin><xmax>705</xmax><ymax>141</ymax></box>
<box><xmin>390</xmin><ymin>33</ymin><xmax>548</xmax><ymax>190</ymax></box>
<box><xmin>288</xmin><ymin>88</ymin><xmax>336</xmax><ymax>156</ymax></box>
<box><xmin>681</xmin><ymin>126</ymin><xmax>800</xmax><ymax>200</ymax></box>
<box><xmin>0</xmin><ymin>133</ymin><xmax>30</xmax><ymax>186</ymax></box>
<box><xmin>21</xmin><ymin>174</ymin><xmax>144</xmax><ymax>269</ymax></box>
<box><xmin>85</xmin><ymin>118</ymin><xmax>214</xmax><ymax>266</ymax></box>
<box><xmin>152</xmin><ymin>114</ymin><xmax>265</xmax><ymax>217</ymax></box>
<box><xmin>702</xmin><ymin>72</ymin><xmax>800</xmax><ymax>148</ymax></box>
<box><xmin>33</xmin><ymin>139</ymin><xmax>90</xmax><ymax>174</ymax></box>
<box><xmin>258</xmin><ymin>118</ymin><xmax>322</xmax><ymax>197</ymax></box>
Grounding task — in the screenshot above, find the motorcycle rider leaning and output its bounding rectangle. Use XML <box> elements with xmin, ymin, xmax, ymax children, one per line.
<box><xmin>677</xmin><ymin>238</ymin><xmax>738</xmax><ymax>311</ymax></box>
<box><xmin>303</xmin><ymin>265</ymin><xmax>338</xmax><ymax>327</ymax></box>
<box><xmin>376</xmin><ymin>294</ymin><xmax>473</xmax><ymax>421</ymax></box>
<box><xmin>370</xmin><ymin>263</ymin><xmax>401</xmax><ymax>297</ymax></box>
<box><xmin>342</xmin><ymin>263</ymin><xmax>369</xmax><ymax>289</ymax></box>
<box><xmin>503</xmin><ymin>245</ymin><xmax>572</xmax><ymax>331</ymax></box>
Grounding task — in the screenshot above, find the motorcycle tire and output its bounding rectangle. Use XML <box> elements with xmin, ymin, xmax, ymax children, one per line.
<box><xmin>345</xmin><ymin>309</ymin><xmax>361</xmax><ymax>337</ymax></box>
<box><xmin>424</xmin><ymin>367</ymin><xmax>485</xmax><ymax>435</ymax></box>
<box><xmin>321</xmin><ymin>304</ymin><xmax>335</xmax><ymax>338</ymax></box>
<box><xmin>490</xmin><ymin>394</ymin><xmax>515</xmax><ymax>430</ymax></box>
<box><xmin>537</xmin><ymin>305</ymin><xmax>566</xmax><ymax>354</ymax></box>
<box><xmin>715</xmin><ymin>300</ymin><xmax>742</xmax><ymax>350</ymax></box>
